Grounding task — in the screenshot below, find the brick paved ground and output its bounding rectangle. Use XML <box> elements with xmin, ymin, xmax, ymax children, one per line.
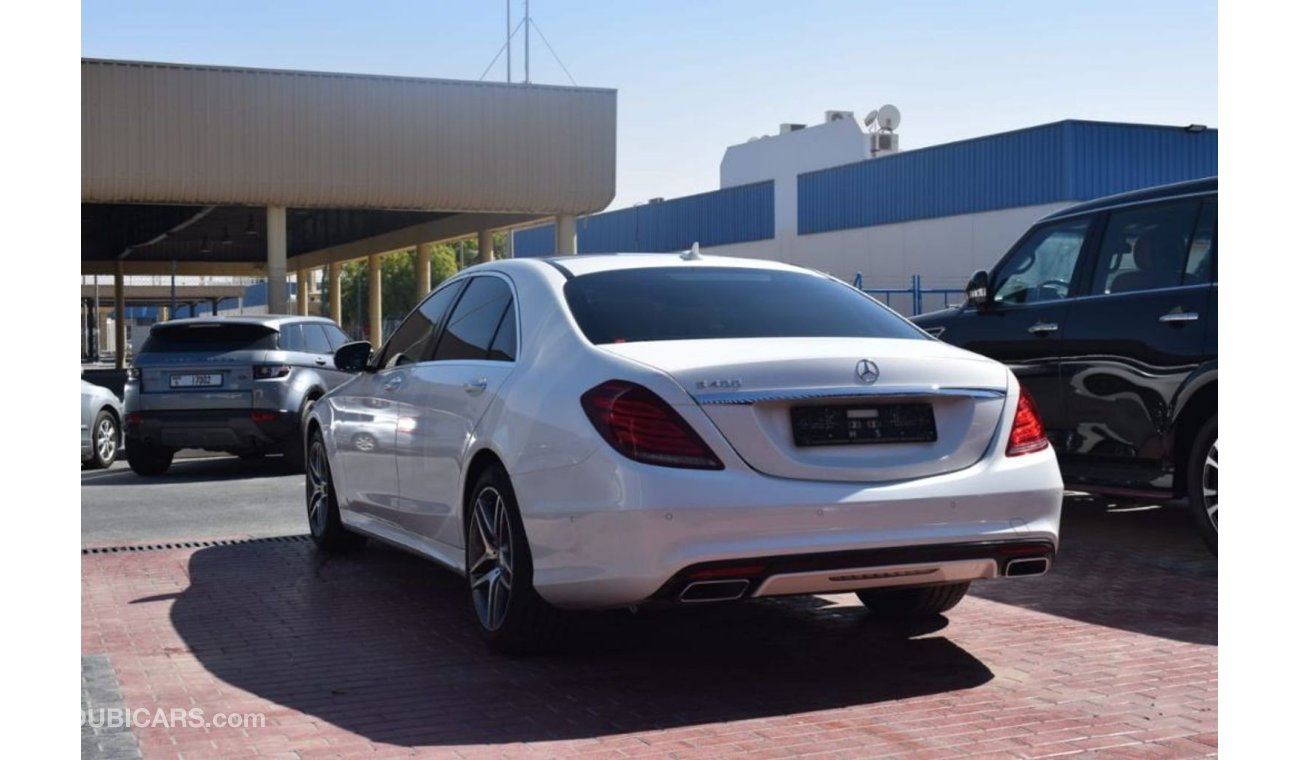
<box><xmin>81</xmin><ymin>496</ymin><xmax>1216</xmax><ymax>759</ymax></box>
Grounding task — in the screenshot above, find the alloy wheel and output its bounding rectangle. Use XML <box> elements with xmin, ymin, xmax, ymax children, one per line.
<box><xmin>468</xmin><ymin>486</ymin><xmax>514</xmax><ymax>631</ymax></box>
<box><xmin>96</xmin><ymin>418</ymin><xmax>117</xmax><ymax>463</ymax></box>
<box><xmin>1201</xmin><ymin>438</ymin><xmax>1218</xmax><ymax>531</ymax></box>
<box><xmin>306</xmin><ymin>439</ymin><xmax>331</xmax><ymax>535</ymax></box>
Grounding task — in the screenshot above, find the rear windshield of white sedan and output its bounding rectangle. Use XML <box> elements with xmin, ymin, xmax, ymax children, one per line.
<box><xmin>563</xmin><ymin>267</ymin><xmax>925</xmax><ymax>344</ymax></box>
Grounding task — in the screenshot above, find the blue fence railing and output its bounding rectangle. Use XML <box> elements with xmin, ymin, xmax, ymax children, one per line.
<box><xmin>852</xmin><ymin>273</ymin><xmax>966</xmax><ymax>316</ymax></box>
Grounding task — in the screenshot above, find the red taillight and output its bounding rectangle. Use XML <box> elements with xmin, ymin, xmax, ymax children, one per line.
<box><xmin>253</xmin><ymin>364</ymin><xmax>291</xmax><ymax>379</ymax></box>
<box><xmin>251</xmin><ymin>411</ymin><xmax>277</xmax><ymax>423</ymax></box>
<box><xmin>125</xmin><ymin>413</ymin><xmax>142</xmax><ymax>426</ymax></box>
<box><xmin>581</xmin><ymin>380</ymin><xmax>724</xmax><ymax>470</ymax></box>
<box><xmin>1006</xmin><ymin>387</ymin><xmax>1050</xmax><ymax>456</ymax></box>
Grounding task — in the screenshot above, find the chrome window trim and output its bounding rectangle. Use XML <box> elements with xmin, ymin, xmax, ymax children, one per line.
<box><xmin>1070</xmin><ymin>281</ymin><xmax>1216</xmax><ymax>305</ymax></box>
<box><xmin>694</xmin><ymin>386</ymin><xmax>1006</xmax><ymax>406</ymax></box>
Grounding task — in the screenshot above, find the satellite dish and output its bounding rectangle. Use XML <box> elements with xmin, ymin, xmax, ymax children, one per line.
<box><xmin>878</xmin><ymin>104</ymin><xmax>901</xmax><ymax>132</ymax></box>
<box><xmin>863</xmin><ymin>110</ymin><xmax>878</xmax><ymax>129</ymax></box>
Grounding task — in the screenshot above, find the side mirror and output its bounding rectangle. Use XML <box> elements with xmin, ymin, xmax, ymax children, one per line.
<box><xmin>334</xmin><ymin>341</ymin><xmax>374</xmax><ymax>373</ymax></box>
<box><xmin>965</xmin><ymin>270</ymin><xmax>991</xmax><ymax>310</ymax></box>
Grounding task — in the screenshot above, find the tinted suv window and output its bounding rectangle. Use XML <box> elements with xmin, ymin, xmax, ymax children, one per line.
<box><xmin>564</xmin><ymin>267</ymin><xmax>923</xmax><ymax>345</ymax></box>
<box><xmin>432</xmin><ymin>277</ymin><xmax>514</xmax><ymax>361</ymax></box>
<box><xmin>1089</xmin><ymin>199</ymin><xmax>1200</xmax><ymax>295</ymax></box>
<box><xmin>141</xmin><ymin>323</ymin><xmax>278</xmax><ymax>353</ymax></box>
<box><xmin>376</xmin><ymin>281</ymin><xmax>465</xmax><ymax>369</ymax></box>
<box><xmin>992</xmin><ymin>218</ymin><xmax>1092</xmax><ymax>305</ymax></box>
<box><xmin>323</xmin><ymin>324</ymin><xmax>351</xmax><ymax>350</ymax></box>
<box><xmin>278</xmin><ymin>324</ymin><xmax>306</xmax><ymax>352</ymax></box>
<box><xmin>1184</xmin><ymin>198</ymin><xmax>1216</xmax><ymax>285</ymax></box>
<box><xmin>303</xmin><ymin>324</ymin><xmax>334</xmax><ymax>354</ymax></box>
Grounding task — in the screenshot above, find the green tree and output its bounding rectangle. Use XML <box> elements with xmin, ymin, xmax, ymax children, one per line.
<box><xmin>322</xmin><ymin>244</ymin><xmax>466</xmax><ymax>339</ymax></box>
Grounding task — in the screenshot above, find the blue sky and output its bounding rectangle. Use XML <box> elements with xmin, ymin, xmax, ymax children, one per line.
<box><xmin>82</xmin><ymin>0</ymin><xmax>1217</xmax><ymax>210</ymax></box>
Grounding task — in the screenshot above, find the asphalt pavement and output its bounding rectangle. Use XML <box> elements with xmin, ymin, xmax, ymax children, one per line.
<box><xmin>81</xmin><ymin>455</ymin><xmax>308</xmax><ymax>546</ymax></box>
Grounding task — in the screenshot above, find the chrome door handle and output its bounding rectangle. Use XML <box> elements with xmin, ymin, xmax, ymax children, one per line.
<box><xmin>1159</xmin><ymin>310</ymin><xmax>1199</xmax><ymax>323</ymax></box>
<box><xmin>314</xmin><ymin>357</ymin><xmax>327</xmax><ymax>366</ymax></box>
<box><xmin>464</xmin><ymin>378</ymin><xmax>488</xmax><ymax>396</ymax></box>
<box><xmin>382</xmin><ymin>374</ymin><xmax>404</xmax><ymax>392</ymax></box>
<box><xmin>1027</xmin><ymin>322</ymin><xmax>1059</xmax><ymax>335</ymax></box>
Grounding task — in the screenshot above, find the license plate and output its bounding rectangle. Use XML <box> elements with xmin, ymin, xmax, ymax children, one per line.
<box><xmin>170</xmin><ymin>373</ymin><xmax>223</xmax><ymax>388</ymax></box>
<box><xmin>791</xmin><ymin>403</ymin><xmax>937</xmax><ymax>446</ymax></box>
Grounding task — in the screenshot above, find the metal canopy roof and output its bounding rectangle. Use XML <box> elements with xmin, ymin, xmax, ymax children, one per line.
<box><xmin>82</xmin><ymin>59</ymin><xmax>618</xmax><ymax>273</ymax></box>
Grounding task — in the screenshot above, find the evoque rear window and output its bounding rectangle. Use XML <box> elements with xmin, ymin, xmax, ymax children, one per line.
<box><xmin>140</xmin><ymin>324</ymin><xmax>278</xmax><ymax>353</ymax></box>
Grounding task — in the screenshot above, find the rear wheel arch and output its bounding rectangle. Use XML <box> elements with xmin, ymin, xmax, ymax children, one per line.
<box><xmin>462</xmin><ymin>449</ymin><xmax>509</xmax><ymax>533</ymax></box>
<box><xmin>1172</xmin><ymin>380</ymin><xmax>1217</xmax><ymax>496</ymax></box>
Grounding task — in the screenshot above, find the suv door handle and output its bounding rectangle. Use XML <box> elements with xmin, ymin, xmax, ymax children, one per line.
<box><xmin>314</xmin><ymin>357</ymin><xmax>328</xmax><ymax>366</ymax></box>
<box><xmin>1159</xmin><ymin>310</ymin><xmax>1199</xmax><ymax>324</ymax></box>
<box><xmin>1027</xmin><ymin>322</ymin><xmax>1059</xmax><ymax>336</ymax></box>
<box><xmin>464</xmin><ymin>378</ymin><xmax>489</xmax><ymax>396</ymax></box>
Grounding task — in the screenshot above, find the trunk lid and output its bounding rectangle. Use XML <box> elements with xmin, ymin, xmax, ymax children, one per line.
<box><xmin>133</xmin><ymin>323</ymin><xmax>279</xmax><ymax>411</ymax></box>
<box><xmin>601</xmin><ymin>337</ymin><xmax>1009</xmax><ymax>483</ymax></box>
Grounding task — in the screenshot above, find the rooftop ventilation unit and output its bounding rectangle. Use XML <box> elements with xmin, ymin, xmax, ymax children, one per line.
<box><xmin>871</xmin><ymin>132</ymin><xmax>900</xmax><ymax>156</ymax></box>
<box><xmin>824</xmin><ymin>110</ymin><xmax>855</xmax><ymax>123</ymax></box>
<box><xmin>779</xmin><ymin>123</ymin><xmax>806</xmax><ymax>134</ymax></box>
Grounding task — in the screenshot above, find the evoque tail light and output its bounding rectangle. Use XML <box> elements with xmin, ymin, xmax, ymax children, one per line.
<box><xmin>581</xmin><ymin>380</ymin><xmax>724</xmax><ymax>470</ymax></box>
<box><xmin>1006</xmin><ymin>387</ymin><xmax>1050</xmax><ymax>456</ymax></box>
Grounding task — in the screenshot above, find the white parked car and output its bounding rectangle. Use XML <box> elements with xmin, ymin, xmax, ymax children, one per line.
<box><xmin>306</xmin><ymin>253</ymin><xmax>1063</xmax><ymax>651</ymax></box>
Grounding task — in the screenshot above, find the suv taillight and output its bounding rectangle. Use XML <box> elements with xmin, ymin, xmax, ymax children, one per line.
<box><xmin>253</xmin><ymin>364</ymin><xmax>292</xmax><ymax>379</ymax></box>
<box><xmin>581</xmin><ymin>380</ymin><xmax>723</xmax><ymax>470</ymax></box>
<box><xmin>1006</xmin><ymin>387</ymin><xmax>1050</xmax><ymax>456</ymax></box>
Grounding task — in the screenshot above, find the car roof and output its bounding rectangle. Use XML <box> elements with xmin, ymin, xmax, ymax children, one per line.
<box><xmin>1040</xmin><ymin>176</ymin><xmax>1217</xmax><ymax>222</ymax></box>
<box><xmin>475</xmin><ymin>252</ymin><xmax>822</xmax><ymax>280</ymax></box>
<box><xmin>152</xmin><ymin>314</ymin><xmax>337</xmax><ymax>331</ymax></box>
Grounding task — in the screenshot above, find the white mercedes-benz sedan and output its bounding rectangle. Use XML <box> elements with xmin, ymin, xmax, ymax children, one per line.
<box><xmin>305</xmin><ymin>252</ymin><xmax>1062</xmax><ymax>651</ymax></box>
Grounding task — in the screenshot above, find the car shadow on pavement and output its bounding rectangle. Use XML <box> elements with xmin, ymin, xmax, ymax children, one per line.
<box><xmin>971</xmin><ymin>494</ymin><xmax>1217</xmax><ymax>646</ymax></box>
<box><xmin>169</xmin><ymin>541</ymin><xmax>992</xmax><ymax>747</ymax></box>
<box><xmin>80</xmin><ymin>456</ymin><xmax>299</xmax><ymax>486</ymax></box>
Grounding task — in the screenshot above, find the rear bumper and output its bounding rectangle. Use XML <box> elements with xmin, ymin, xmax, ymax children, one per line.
<box><xmin>513</xmin><ymin>445</ymin><xmax>1063</xmax><ymax>610</ymax></box>
<box><xmin>124</xmin><ymin>410</ymin><xmax>297</xmax><ymax>451</ymax></box>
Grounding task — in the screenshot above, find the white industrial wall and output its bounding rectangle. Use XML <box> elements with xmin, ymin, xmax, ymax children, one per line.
<box><xmin>703</xmin><ymin>201</ymin><xmax>1073</xmax><ymax>314</ymax></box>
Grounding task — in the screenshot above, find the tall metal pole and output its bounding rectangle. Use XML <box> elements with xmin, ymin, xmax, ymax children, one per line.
<box><xmin>506</xmin><ymin>0</ymin><xmax>512</xmax><ymax>83</ymax></box>
<box><xmin>524</xmin><ymin>0</ymin><xmax>530</xmax><ymax>84</ymax></box>
<box><xmin>169</xmin><ymin>259</ymin><xmax>177</xmax><ymax>319</ymax></box>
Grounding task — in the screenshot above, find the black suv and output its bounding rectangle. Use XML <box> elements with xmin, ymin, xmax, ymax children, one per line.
<box><xmin>912</xmin><ymin>177</ymin><xmax>1217</xmax><ymax>551</ymax></box>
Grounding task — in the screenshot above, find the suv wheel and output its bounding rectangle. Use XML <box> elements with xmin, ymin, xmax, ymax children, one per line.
<box><xmin>466</xmin><ymin>465</ymin><xmax>561</xmax><ymax>654</ymax></box>
<box><xmin>305</xmin><ymin>428</ymin><xmax>365</xmax><ymax>552</ymax></box>
<box><xmin>1188</xmin><ymin>414</ymin><xmax>1218</xmax><ymax>554</ymax></box>
<box><xmin>125</xmin><ymin>439</ymin><xmax>174</xmax><ymax>476</ymax></box>
<box><xmin>856</xmin><ymin>582</ymin><xmax>970</xmax><ymax>617</ymax></box>
<box><xmin>87</xmin><ymin>410</ymin><xmax>119</xmax><ymax>469</ymax></box>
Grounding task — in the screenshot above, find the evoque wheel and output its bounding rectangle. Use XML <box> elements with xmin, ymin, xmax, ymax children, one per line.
<box><xmin>465</xmin><ymin>465</ymin><xmax>560</xmax><ymax>653</ymax></box>
<box><xmin>305</xmin><ymin>428</ymin><xmax>365</xmax><ymax>552</ymax></box>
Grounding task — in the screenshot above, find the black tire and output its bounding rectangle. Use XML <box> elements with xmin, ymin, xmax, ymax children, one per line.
<box><xmin>280</xmin><ymin>398</ymin><xmax>317</xmax><ymax>472</ymax></box>
<box><xmin>87</xmin><ymin>410</ymin><xmax>120</xmax><ymax>469</ymax></box>
<box><xmin>1187</xmin><ymin>414</ymin><xmax>1218</xmax><ymax>555</ymax></box>
<box><xmin>305</xmin><ymin>428</ymin><xmax>366</xmax><ymax>552</ymax></box>
<box><xmin>856</xmin><ymin>582</ymin><xmax>970</xmax><ymax>617</ymax></box>
<box><xmin>125</xmin><ymin>438</ymin><xmax>174</xmax><ymax>476</ymax></box>
<box><xmin>465</xmin><ymin>464</ymin><xmax>562</xmax><ymax>654</ymax></box>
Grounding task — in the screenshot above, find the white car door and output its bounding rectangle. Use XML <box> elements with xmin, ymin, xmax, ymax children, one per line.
<box><xmin>395</xmin><ymin>275</ymin><xmax>518</xmax><ymax>549</ymax></box>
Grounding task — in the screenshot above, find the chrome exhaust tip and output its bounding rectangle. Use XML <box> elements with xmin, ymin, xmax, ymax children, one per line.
<box><xmin>679</xmin><ymin>579</ymin><xmax>750</xmax><ymax>603</ymax></box>
<box><xmin>1004</xmin><ymin>556</ymin><xmax>1051</xmax><ymax>577</ymax></box>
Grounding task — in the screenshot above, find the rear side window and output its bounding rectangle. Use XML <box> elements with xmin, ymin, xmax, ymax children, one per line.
<box><xmin>432</xmin><ymin>277</ymin><xmax>514</xmax><ymax>361</ymax></box>
<box><xmin>303</xmin><ymin>324</ymin><xmax>334</xmax><ymax>354</ymax></box>
<box><xmin>141</xmin><ymin>324</ymin><xmax>278</xmax><ymax>353</ymax></box>
<box><xmin>1089</xmin><ymin>199</ymin><xmax>1201</xmax><ymax>295</ymax></box>
<box><xmin>487</xmin><ymin>302</ymin><xmax>517</xmax><ymax>362</ymax></box>
<box><xmin>278</xmin><ymin>324</ymin><xmax>306</xmax><ymax>351</ymax></box>
<box><xmin>563</xmin><ymin>267</ymin><xmax>923</xmax><ymax>345</ymax></box>
<box><xmin>1184</xmin><ymin>198</ymin><xmax>1216</xmax><ymax>285</ymax></box>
